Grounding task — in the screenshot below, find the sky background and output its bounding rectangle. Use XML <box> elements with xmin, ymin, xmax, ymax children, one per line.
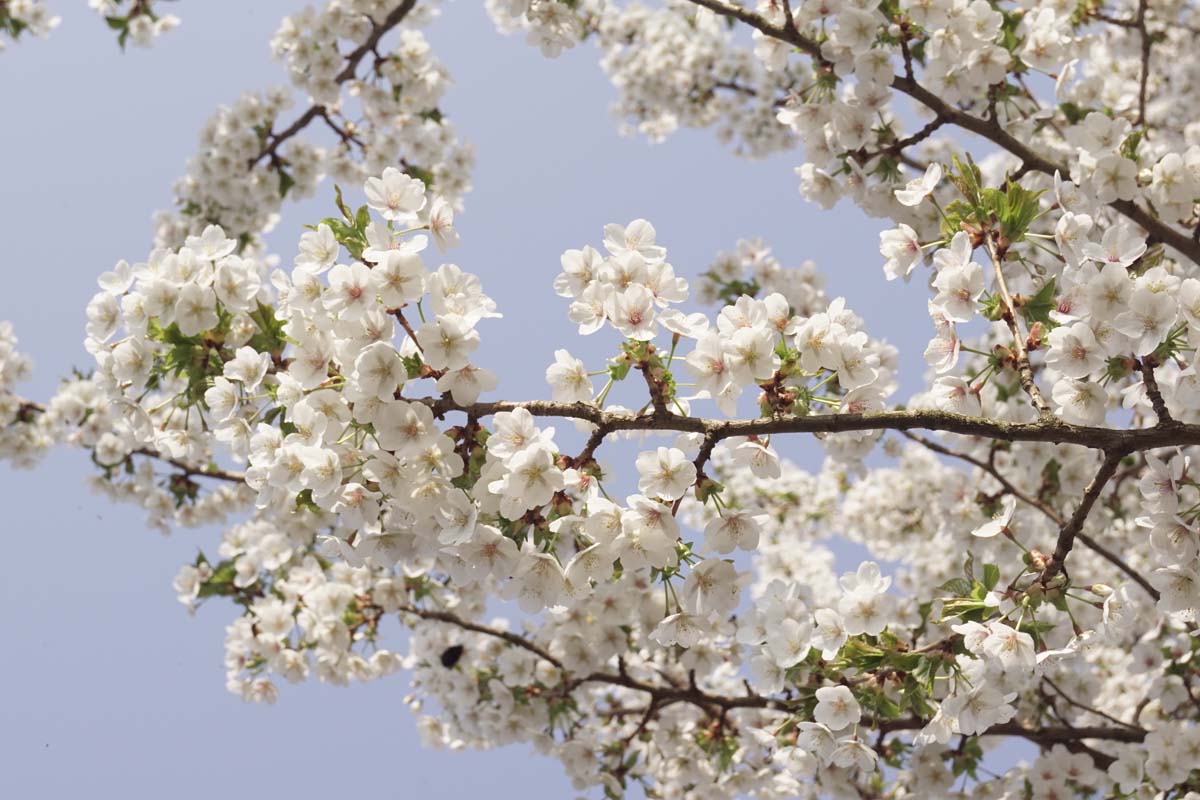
<box><xmin>0</xmin><ymin>2</ymin><xmax>940</xmax><ymax>797</ymax></box>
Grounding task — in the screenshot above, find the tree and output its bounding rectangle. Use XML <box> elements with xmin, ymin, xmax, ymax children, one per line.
<box><xmin>3</xmin><ymin>0</ymin><xmax>1200</xmax><ymax>796</ymax></box>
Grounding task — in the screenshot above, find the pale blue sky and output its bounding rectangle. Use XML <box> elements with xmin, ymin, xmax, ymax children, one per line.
<box><xmin>0</xmin><ymin>2</ymin><xmax>938</xmax><ymax>797</ymax></box>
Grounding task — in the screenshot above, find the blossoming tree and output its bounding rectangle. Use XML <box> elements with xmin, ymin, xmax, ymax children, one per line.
<box><xmin>5</xmin><ymin>0</ymin><xmax>1200</xmax><ymax>796</ymax></box>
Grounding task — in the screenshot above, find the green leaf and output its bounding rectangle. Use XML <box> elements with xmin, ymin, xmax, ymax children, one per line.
<box><xmin>333</xmin><ymin>184</ymin><xmax>354</xmax><ymax>222</ymax></box>
<box><xmin>1019</xmin><ymin>278</ymin><xmax>1057</xmax><ymax>327</ymax></box>
<box><xmin>294</xmin><ymin>489</ymin><xmax>319</xmax><ymax>513</ymax></box>
<box><xmin>278</xmin><ymin>169</ymin><xmax>296</xmax><ymax>199</ymax></box>
<box><xmin>938</xmin><ymin>577</ymin><xmax>973</xmax><ymax>597</ymax></box>
<box><xmin>982</xmin><ymin>563</ymin><xmax>1001</xmax><ymax>592</ymax></box>
<box><xmin>197</xmin><ymin>560</ymin><xmax>237</xmax><ymax>598</ymax></box>
<box><xmin>1121</xmin><ymin>130</ymin><xmax>1144</xmax><ymax>162</ymax></box>
<box><xmin>947</xmin><ymin>154</ymin><xmax>983</xmax><ymax>206</ymax></box>
<box><xmin>402</xmin><ymin>353</ymin><xmax>424</xmax><ymax>380</ymax></box>
<box><xmin>607</xmin><ymin>359</ymin><xmax>632</xmax><ymax>382</ymax></box>
<box><xmin>997</xmin><ymin>181</ymin><xmax>1047</xmax><ymax>240</ymax></box>
<box><xmin>939</xmin><ymin>598</ymin><xmax>990</xmax><ymax>621</ymax></box>
<box><xmin>1059</xmin><ymin>102</ymin><xmax>1088</xmax><ymax>125</ymax></box>
<box><xmin>404</xmin><ymin>164</ymin><xmax>435</xmax><ymax>187</ymax></box>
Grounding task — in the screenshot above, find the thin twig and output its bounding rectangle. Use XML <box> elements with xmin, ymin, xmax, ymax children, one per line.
<box><xmin>1041</xmin><ymin>450</ymin><xmax>1129</xmax><ymax>587</ymax></box>
<box><xmin>901</xmin><ymin>432</ymin><xmax>1159</xmax><ymax>600</ymax></box>
<box><xmin>982</xmin><ymin>230</ymin><xmax>1052</xmax><ymax>417</ymax></box>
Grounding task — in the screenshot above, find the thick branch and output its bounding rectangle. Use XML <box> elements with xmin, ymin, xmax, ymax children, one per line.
<box><xmin>416</xmin><ymin>396</ymin><xmax>1200</xmax><ymax>454</ymax></box>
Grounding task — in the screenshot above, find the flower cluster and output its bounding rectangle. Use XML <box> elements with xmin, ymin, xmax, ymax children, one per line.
<box><xmin>152</xmin><ymin>0</ymin><xmax>472</xmax><ymax>251</ymax></box>
<box><xmin>0</xmin><ymin>322</ymin><xmax>42</xmax><ymax>464</ymax></box>
<box><xmin>0</xmin><ymin>0</ymin><xmax>59</xmax><ymax>50</ymax></box>
<box><xmin>8</xmin><ymin>0</ymin><xmax>1200</xmax><ymax>796</ymax></box>
<box><xmin>89</xmin><ymin>0</ymin><xmax>179</xmax><ymax>48</ymax></box>
<box><xmin>486</xmin><ymin>0</ymin><xmax>595</xmax><ymax>58</ymax></box>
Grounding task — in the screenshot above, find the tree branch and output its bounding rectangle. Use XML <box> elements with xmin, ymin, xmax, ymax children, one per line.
<box><xmin>414</xmin><ymin>396</ymin><xmax>1200</xmax><ymax>454</ymax></box>
<box><xmin>400</xmin><ymin>604</ymin><xmax>563</xmax><ymax>669</ymax></box>
<box><xmin>130</xmin><ymin>447</ymin><xmax>245</xmax><ymax>483</ymax></box>
<box><xmin>1134</xmin><ymin>0</ymin><xmax>1152</xmax><ymax>127</ymax></box>
<box><xmin>1041</xmin><ymin>450</ymin><xmax>1128</xmax><ymax>587</ymax></box>
<box><xmin>402</xmin><ymin>602</ymin><xmax>1147</xmax><ymax>748</ymax></box>
<box><xmin>1139</xmin><ymin>357</ymin><xmax>1173</xmax><ymax>424</ymax></box>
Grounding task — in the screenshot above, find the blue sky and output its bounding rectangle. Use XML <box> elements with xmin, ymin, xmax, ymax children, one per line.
<box><xmin>0</xmin><ymin>2</ymin><xmax>938</xmax><ymax>797</ymax></box>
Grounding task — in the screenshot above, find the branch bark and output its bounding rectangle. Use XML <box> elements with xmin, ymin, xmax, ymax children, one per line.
<box><xmin>414</xmin><ymin>396</ymin><xmax>1200</xmax><ymax>454</ymax></box>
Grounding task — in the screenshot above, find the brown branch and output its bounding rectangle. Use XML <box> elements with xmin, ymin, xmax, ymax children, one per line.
<box><xmin>1091</xmin><ymin>10</ymin><xmax>1139</xmax><ymax>28</ymax></box>
<box><xmin>1139</xmin><ymin>357</ymin><xmax>1173</xmax><ymax>424</ymax></box>
<box><xmin>854</xmin><ymin>114</ymin><xmax>948</xmax><ymax>166</ymax></box>
<box><xmin>1041</xmin><ymin>450</ymin><xmax>1128</xmax><ymax>588</ymax></box>
<box><xmin>1042</xmin><ymin>676</ymin><xmax>1143</xmax><ymax>732</ymax></box>
<box><xmin>901</xmin><ymin>432</ymin><xmax>1062</xmax><ymax>523</ymax></box>
<box><xmin>400</xmin><ymin>604</ymin><xmax>563</xmax><ymax>670</ymax></box>
<box><xmin>672</xmin><ymin>430</ymin><xmax>720</xmax><ymax>515</ymax></box>
<box><xmin>318</xmin><ymin>108</ymin><xmax>364</xmax><ymax>148</ymax></box>
<box><xmin>1134</xmin><ymin>0</ymin><xmax>1152</xmax><ymax>127</ymax></box>
<box><xmin>11</xmin><ymin>399</ymin><xmax>245</xmax><ymax>483</ymax></box>
<box><xmin>777</xmin><ymin>0</ymin><xmax>796</xmax><ymax>36</ymax></box>
<box><xmin>391</xmin><ymin>307</ymin><xmax>424</xmax><ymax>353</ymax></box>
<box><xmin>889</xmin><ymin>74</ymin><xmax>1198</xmax><ymax>260</ymax></box>
<box><xmin>130</xmin><ymin>447</ymin><xmax>245</xmax><ymax>484</ymax></box>
<box><xmin>412</xmin><ymin>396</ymin><xmax>1200</xmax><ymax>455</ymax></box>
<box><xmin>691</xmin><ymin>431</ymin><xmax>720</xmax><ymax>476</ymax></box>
<box><xmin>251</xmin><ymin>106</ymin><xmax>323</xmax><ymax>169</ymax></box>
<box><xmin>1076</xmin><ymin>529</ymin><xmax>1158</xmax><ymax>600</ymax></box>
<box><xmin>879</xmin><ymin>717</ymin><xmax>1144</xmax><ymax>745</ymax></box>
<box><xmin>570</xmin><ymin>421</ymin><xmax>614</xmax><ymax>468</ymax></box>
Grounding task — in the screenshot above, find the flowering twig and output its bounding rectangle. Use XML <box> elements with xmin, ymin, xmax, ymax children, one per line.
<box><xmin>681</xmin><ymin>0</ymin><xmax>1200</xmax><ymax>265</ymax></box>
<box><xmin>248</xmin><ymin>0</ymin><xmax>419</xmax><ymax>170</ymax></box>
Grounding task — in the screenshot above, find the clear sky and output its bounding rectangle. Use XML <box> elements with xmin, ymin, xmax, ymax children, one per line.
<box><xmin>0</xmin><ymin>2</ymin><xmax>938</xmax><ymax>797</ymax></box>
